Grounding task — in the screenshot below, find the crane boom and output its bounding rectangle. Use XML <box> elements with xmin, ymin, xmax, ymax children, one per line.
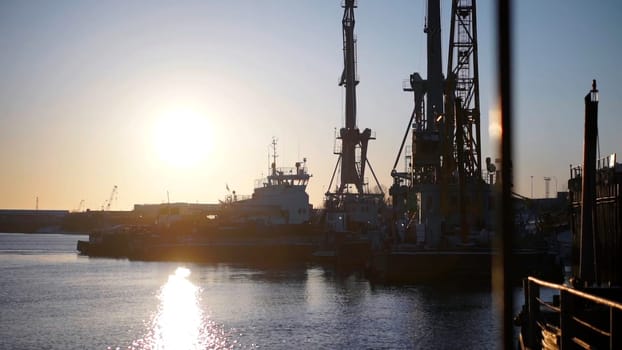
<box><xmin>323</xmin><ymin>0</ymin><xmax>384</xmax><ymax>234</ymax></box>
<box><xmin>325</xmin><ymin>0</ymin><xmax>381</xmax><ymax>197</ymax></box>
<box><xmin>105</xmin><ymin>185</ymin><xmax>118</xmax><ymax>211</ymax></box>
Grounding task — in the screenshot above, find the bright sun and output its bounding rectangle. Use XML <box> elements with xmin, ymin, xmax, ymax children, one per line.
<box><xmin>152</xmin><ymin>108</ymin><xmax>213</xmax><ymax>168</ymax></box>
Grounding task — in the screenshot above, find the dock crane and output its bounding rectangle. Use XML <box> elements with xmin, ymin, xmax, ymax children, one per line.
<box><xmin>324</xmin><ymin>0</ymin><xmax>384</xmax><ymax>232</ymax></box>
<box><xmin>389</xmin><ymin>0</ymin><xmax>490</xmax><ymax>246</ymax></box>
<box><xmin>74</xmin><ymin>199</ymin><xmax>85</xmax><ymax>213</ymax></box>
<box><xmin>103</xmin><ymin>185</ymin><xmax>118</xmax><ymax>211</ymax></box>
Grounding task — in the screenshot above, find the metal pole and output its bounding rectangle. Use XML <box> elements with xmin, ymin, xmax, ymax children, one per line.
<box><xmin>579</xmin><ymin>80</ymin><xmax>599</xmax><ymax>285</ymax></box>
<box><xmin>494</xmin><ymin>0</ymin><xmax>515</xmax><ymax>348</ymax></box>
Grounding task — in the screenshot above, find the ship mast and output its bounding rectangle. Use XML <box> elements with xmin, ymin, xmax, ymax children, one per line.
<box><xmin>270</xmin><ymin>137</ymin><xmax>278</xmax><ymax>177</ymax></box>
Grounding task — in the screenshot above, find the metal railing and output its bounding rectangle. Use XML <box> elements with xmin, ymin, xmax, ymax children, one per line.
<box><xmin>520</xmin><ymin>276</ymin><xmax>622</xmax><ymax>349</ymax></box>
<box><xmin>570</xmin><ymin>153</ymin><xmax>618</xmax><ymax>180</ymax></box>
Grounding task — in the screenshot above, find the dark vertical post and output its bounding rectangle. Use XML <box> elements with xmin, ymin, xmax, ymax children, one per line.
<box><xmin>559</xmin><ymin>289</ymin><xmax>574</xmax><ymax>349</ymax></box>
<box><xmin>611</xmin><ymin>307</ymin><xmax>621</xmax><ymax>349</ymax></box>
<box><xmin>455</xmin><ymin>99</ymin><xmax>468</xmax><ymax>241</ymax></box>
<box><xmin>338</xmin><ymin>0</ymin><xmax>360</xmax><ymax>192</ymax></box>
<box><xmin>426</xmin><ymin>0</ymin><xmax>444</xmax><ymax>126</ymax></box>
<box><xmin>521</xmin><ymin>278</ymin><xmax>529</xmax><ymax>346</ymax></box>
<box><xmin>341</xmin><ymin>0</ymin><xmax>357</xmax><ymax>130</ymax></box>
<box><xmin>527</xmin><ymin>280</ymin><xmax>540</xmax><ymax>347</ymax></box>
<box><xmin>579</xmin><ymin>80</ymin><xmax>599</xmax><ymax>285</ymax></box>
<box><xmin>494</xmin><ymin>0</ymin><xmax>515</xmax><ymax>348</ymax></box>
<box><xmin>472</xmin><ymin>0</ymin><xmax>482</xmax><ymax>179</ymax></box>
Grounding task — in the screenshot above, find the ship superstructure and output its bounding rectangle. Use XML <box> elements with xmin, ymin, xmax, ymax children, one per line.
<box><xmin>224</xmin><ymin>138</ymin><xmax>312</xmax><ymax>226</ymax></box>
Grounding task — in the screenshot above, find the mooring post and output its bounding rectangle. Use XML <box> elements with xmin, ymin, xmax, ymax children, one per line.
<box><xmin>527</xmin><ymin>280</ymin><xmax>540</xmax><ymax>347</ymax></box>
<box><xmin>559</xmin><ymin>289</ymin><xmax>574</xmax><ymax>350</ymax></box>
<box><xmin>521</xmin><ymin>278</ymin><xmax>530</xmax><ymax>345</ymax></box>
<box><xmin>612</xmin><ymin>307</ymin><xmax>621</xmax><ymax>349</ymax></box>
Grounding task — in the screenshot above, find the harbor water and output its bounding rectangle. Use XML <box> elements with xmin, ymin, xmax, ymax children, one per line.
<box><xmin>0</xmin><ymin>233</ymin><xmax>504</xmax><ymax>349</ymax></box>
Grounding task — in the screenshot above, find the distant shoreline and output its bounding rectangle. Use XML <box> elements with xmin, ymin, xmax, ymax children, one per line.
<box><xmin>0</xmin><ymin>231</ymin><xmax>89</xmax><ymax>236</ymax></box>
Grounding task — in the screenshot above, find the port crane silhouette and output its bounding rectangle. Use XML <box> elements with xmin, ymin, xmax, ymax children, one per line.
<box><xmin>324</xmin><ymin>0</ymin><xmax>384</xmax><ymax>232</ymax></box>
<box><xmin>389</xmin><ymin>0</ymin><xmax>489</xmax><ymax>246</ymax></box>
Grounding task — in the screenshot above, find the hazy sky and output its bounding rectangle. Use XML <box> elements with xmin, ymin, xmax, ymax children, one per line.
<box><xmin>1</xmin><ymin>0</ymin><xmax>620</xmax><ymax>210</ymax></box>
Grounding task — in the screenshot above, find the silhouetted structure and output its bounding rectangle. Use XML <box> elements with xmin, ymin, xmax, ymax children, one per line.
<box><xmin>325</xmin><ymin>0</ymin><xmax>383</xmax><ymax>233</ymax></box>
<box><xmin>389</xmin><ymin>0</ymin><xmax>491</xmax><ymax>248</ymax></box>
<box><xmin>518</xmin><ymin>81</ymin><xmax>622</xmax><ymax>350</ymax></box>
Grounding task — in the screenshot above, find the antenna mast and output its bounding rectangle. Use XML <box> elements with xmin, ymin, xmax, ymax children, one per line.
<box><xmin>270</xmin><ymin>137</ymin><xmax>278</xmax><ymax>176</ymax></box>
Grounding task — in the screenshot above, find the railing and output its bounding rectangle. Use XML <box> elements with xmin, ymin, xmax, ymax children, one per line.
<box><xmin>569</xmin><ymin>165</ymin><xmax>582</xmax><ymax>180</ymax></box>
<box><xmin>597</xmin><ymin>153</ymin><xmax>617</xmax><ymax>170</ymax></box>
<box><xmin>520</xmin><ymin>276</ymin><xmax>622</xmax><ymax>349</ymax></box>
<box><xmin>223</xmin><ymin>194</ymin><xmax>251</xmax><ymax>203</ymax></box>
<box><xmin>570</xmin><ymin>153</ymin><xmax>617</xmax><ymax>180</ymax></box>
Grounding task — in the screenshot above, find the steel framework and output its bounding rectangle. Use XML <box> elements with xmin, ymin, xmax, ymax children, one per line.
<box><xmin>447</xmin><ymin>0</ymin><xmax>482</xmax><ymax>180</ymax></box>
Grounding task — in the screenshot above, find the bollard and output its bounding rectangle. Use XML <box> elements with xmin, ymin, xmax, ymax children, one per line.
<box><xmin>527</xmin><ymin>280</ymin><xmax>540</xmax><ymax>347</ymax></box>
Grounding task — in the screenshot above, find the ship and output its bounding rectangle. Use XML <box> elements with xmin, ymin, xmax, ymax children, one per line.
<box><xmin>78</xmin><ymin>139</ymin><xmax>322</xmax><ymax>264</ymax></box>
<box><xmin>514</xmin><ymin>81</ymin><xmax>622</xmax><ymax>349</ymax></box>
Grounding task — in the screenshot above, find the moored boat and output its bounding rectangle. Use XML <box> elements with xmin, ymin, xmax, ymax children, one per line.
<box><xmin>516</xmin><ymin>82</ymin><xmax>622</xmax><ymax>349</ymax></box>
<box><xmin>78</xmin><ymin>139</ymin><xmax>323</xmax><ymax>264</ymax></box>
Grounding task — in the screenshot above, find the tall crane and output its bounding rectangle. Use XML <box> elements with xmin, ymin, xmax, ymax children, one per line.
<box><xmin>325</xmin><ymin>0</ymin><xmax>383</xmax><ymax>232</ymax></box>
<box><xmin>390</xmin><ymin>0</ymin><xmax>490</xmax><ymax>246</ymax></box>
<box><xmin>104</xmin><ymin>185</ymin><xmax>118</xmax><ymax>211</ymax></box>
<box><xmin>75</xmin><ymin>199</ymin><xmax>85</xmax><ymax>212</ymax></box>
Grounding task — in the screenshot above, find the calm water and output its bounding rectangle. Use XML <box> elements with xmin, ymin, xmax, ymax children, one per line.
<box><xmin>0</xmin><ymin>233</ymin><xmax>505</xmax><ymax>349</ymax></box>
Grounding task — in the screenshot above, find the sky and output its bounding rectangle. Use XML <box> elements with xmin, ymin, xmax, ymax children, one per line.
<box><xmin>0</xmin><ymin>0</ymin><xmax>620</xmax><ymax>210</ymax></box>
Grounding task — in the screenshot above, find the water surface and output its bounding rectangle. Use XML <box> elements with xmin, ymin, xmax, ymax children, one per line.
<box><xmin>0</xmin><ymin>233</ymin><xmax>502</xmax><ymax>349</ymax></box>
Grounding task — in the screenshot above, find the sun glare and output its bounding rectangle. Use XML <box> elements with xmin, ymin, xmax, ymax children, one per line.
<box><xmin>152</xmin><ymin>108</ymin><xmax>214</xmax><ymax>168</ymax></box>
<box><xmin>142</xmin><ymin>268</ymin><xmax>203</xmax><ymax>349</ymax></box>
<box><xmin>488</xmin><ymin>102</ymin><xmax>502</xmax><ymax>142</ymax></box>
<box><xmin>132</xmin><ymin>267</ymin><xmax>232</xmax><ymax>350</ymax></box>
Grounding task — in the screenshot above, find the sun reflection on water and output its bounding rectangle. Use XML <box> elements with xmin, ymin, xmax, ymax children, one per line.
<box><xmin>132</xmin><ymin>267</ymin><xmax>233</xmax><ymax>350</ymax></box>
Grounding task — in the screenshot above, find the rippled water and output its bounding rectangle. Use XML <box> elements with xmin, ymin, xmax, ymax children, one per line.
<box><xmin>0</xmin><ymin>233</ymin><xmax>505</xmax><ymax>349</ymax></box>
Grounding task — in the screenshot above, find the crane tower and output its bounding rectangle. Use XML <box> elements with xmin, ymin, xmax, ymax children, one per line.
<box><xmin>390</xmin><ymin>0</ymin><xmax>491</xmax><ymax>247</ymax></box>
<box><xmin>325</xmin><ymin>0</ymin><xmax>383</xmax><ymax>232</ymax></box>
<box><xmin>104</xmin><ymin>185</ymin><xmax>118</xmax><ymax>211</ymax></box>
